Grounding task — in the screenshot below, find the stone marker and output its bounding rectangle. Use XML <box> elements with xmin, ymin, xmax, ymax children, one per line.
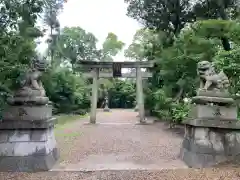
<box><xmin>103</xmin><ymin>96</ymin><xmax>110</xmax><ymax>112</ymax></box>
<box><xmin>0</xmin><ymin>56</ymin><xmax>59</xmax><ymax>172</ymax></box>
<box><xmin>180</xmin><ymin>60</ymin><xmax>240</xmax><ymax>168</ymax></box>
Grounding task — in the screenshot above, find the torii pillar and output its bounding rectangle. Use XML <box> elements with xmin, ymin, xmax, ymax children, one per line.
<box><xmin>136</xmin><ymin>67</ymin><xmax>145</xmax><ymax>123</ymax></box>
<box><xmin>90</xmin><ymin>68</ymin><xmax>99</xmax><ymax>124</ymax></box>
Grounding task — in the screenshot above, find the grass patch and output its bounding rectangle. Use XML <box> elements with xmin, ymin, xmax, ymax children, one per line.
<box><xmin>55</xmin><ymin>114</ymin><xmax>88</xmax><ymax>126</ymax></box>
<box><xmin>54</xmin><ymin>113</ymin><xmax>88</xmax><ymax>138</ymax></box>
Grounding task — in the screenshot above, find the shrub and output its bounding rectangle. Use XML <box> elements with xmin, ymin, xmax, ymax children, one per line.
<box><xmin>42</xmin><ymin>68</ymin><xmax>90</xmax><ymax>115</ymax></box>
<box><xmin>169</xmin><ymin>101</ymin><xmax>190</xmax><ymax>125</ymax></box>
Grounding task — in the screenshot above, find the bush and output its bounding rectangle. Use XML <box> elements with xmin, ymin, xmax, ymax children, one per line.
<box><xmin>149</xmin><ymin>89</ymin><xmax>172</xmax><ymax>119</ymax></box>
<box><xmin>108</xmin><ymin>79</ymin><xmax>136</xmax><ymax>108</ymax></box>
<box><xmin>147</xmin><ymin>88</ymin><xmax>190</xmax><ymax>126</ymax></box>
<box><xmin>42</xmin><ymin>68</ymin><xmax>90</xmax><ymax>115</ymax></box>
<box><xmin>169</xmin><ymin>101</ymin><xmax>190</xmax><ymax>125</ymax></box>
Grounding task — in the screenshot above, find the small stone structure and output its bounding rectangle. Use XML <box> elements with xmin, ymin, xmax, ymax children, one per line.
<box><xmin>0</xmin><ymin>57</ymin><xmax>59</xmax><ymax>172</ymax></box>
<box><xmin>181</xmin><ymin>61</ymin><xmax>240</xmax><ymax>168</ymax></box>
<box><xmin>103</xmin><ymin>96</ymin><xmax>110</xmax><ymax>112</ymax></box>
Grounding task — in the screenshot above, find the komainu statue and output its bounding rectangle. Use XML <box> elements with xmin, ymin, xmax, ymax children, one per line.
<box><xmin>197</xmin><ymin>61</ymin><xmax>230</xmax><ymax>91</ymax></box>
<box><xmin>7</xmin><ymin>55</ymin><xmax>49</xmax><ymax>105</ymax></box>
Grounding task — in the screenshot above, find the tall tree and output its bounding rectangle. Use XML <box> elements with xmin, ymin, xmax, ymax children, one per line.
<box><xmin>124</xmin><ymin>28</ymin><xmax>162</xmax><ymax>61</ymax></box>
<box><xmin>192</xmin><ymin>0</ymin><xmax>240</xmax><ymax>51</ymax></box>
<box><xmin>101</xmin><ymin>32</ymin><xmax>125</xmax><ymax>61</ymax></box>
<box><xmin>125</xmin><ymin>0</ymin><xmax>195</xmax><ymax>36</ymax></box>
<box><xmin>43</xmin><ymin>0</ymin><xmax>65</xmax><ymax>65</ymax></box>
<box><xmin>55</xmin><ymin>27</ymin><xmax>99</xmax><ymax>72</ymax></box>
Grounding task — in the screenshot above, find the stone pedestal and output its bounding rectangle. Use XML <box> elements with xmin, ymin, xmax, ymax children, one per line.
<box><xmin>0</xmin><ymin>109</ymin><xmax>59</xmax><ymax>172</ymax></box>
<box><xmin>181</xmin><ymin>121</ymin><xmax>240</xmax><ymax>168</ymax></box>
<box><xmin>0</xmin><ymin>89</ymin><xmax>59</xmax><ymax>171</ymax></box>
<box><xmin>103</xmin><ymin>106</ymin><xmax>110</xmax><ymax>112</ymax></box>
<box><xmin>180</xmin><ymin>90</ymin><xmax>240</xmax><ymax>168</ymax></box>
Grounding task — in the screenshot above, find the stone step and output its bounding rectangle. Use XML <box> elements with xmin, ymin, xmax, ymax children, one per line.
<box><xmin>51</xmin><ymin>154</ymin><xmax>188</xmax><ymax>172</ymax></box>
<box><xmin>51</xmin><ymin>162</ymin><xmax>188</xmax><ymax>172</ymax></box>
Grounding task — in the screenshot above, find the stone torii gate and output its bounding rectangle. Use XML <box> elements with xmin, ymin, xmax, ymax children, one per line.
<box><xmin>79</xmin><ymin>60</ymin><xmax>154</xmax><ymax>124</ymax></box>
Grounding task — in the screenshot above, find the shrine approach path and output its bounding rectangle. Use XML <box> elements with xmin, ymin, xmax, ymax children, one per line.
<box><xmin>52</xmin><ymin>109</ymin><xmax>187</xmax><ymax>171</ymax></box>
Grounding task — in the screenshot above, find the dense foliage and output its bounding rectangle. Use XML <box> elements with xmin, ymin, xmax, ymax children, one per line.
<box><xmin>125</xmin><ymin>0</ymin><xmax>240</xmax><ymax>124</ymax></box>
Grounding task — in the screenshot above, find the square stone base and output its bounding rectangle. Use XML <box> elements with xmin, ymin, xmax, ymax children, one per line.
<box><xmin>180</xmin><ymin>123</ymin><xmax>240</xmax><ymax>168</ymax></box>
<box><xmin>0</xmin><ymin>120</ymin><xmax>59</xmax><ymax>172</ymax></box>
<box><xmin>0</xmin><ymin>148</ymin><xmax>59</xmax><ymax>172</ymax></box>
<box><xmin>188</xmin><ymin>104</ymin><xmax>237</xmax><ymax>120</ymax></box>
<box><xmin>103</xmin><ymin>108</ymin><xmax>110</xmax><ymax>112</ymax></box>
<box><xmin>3</xmin><ymin>105</ymin><xmax>53</xmax><ymax>121</ymax></box>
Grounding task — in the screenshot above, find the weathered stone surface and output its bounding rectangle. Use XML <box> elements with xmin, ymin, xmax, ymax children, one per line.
<box><xmin>181</xmin><ymin>124</ymin><xmax>240</xmax><ymax>168</ymax></box>
<box><xmin>183</xmin><ymin>119</ymin><xmax>240</xmax><ymax>129</ymax></box>
<box><xmin>209</xmin><ymin>131</ymin><xmax>224</xmax><ymax>153</ymax></box>
<box><xmin>0</xmin><ymin>132</ymin><xmax>9</xmax><ymax>143</ymax></box>
<box><xmin>182</xmin><ymin>138</ymin><xmax>190</xmax><ymax>150</ymax></box>
<box><xmin>0</xmin><ymin>134</ymin><xmax>56</xmax><ymax>156</ymax></box>
<box><xmin>189</xmin><ymin>104</ymin><xmax>237</xmax><ymax>120</ymax></box>
<box><xmin>235</xmin><ymin>133</ymin><xmax>240</xmax><ymax>144</ymax></box>
<box><xmin>192</xmin><ymin>96</ymin><xmax>234</xmax><ymax>105</ymax></box>
<box><xmin>0</xmin><ymin>127</ymin><xmax>59</xmax><ymax>172</ymax></box>
<box><xmin>0</xmin><ymin>125</ymin><xmax>58</xmax><ymax>172</ymax></box>
<box><xmin>3</xmin><ymin>105</ymin><xmax>52</xmax><ymax>121</ymax></box>
<box><xmin>181</xmin><ymin>147</ymin><xmax>215</xmax><ymax>168</ymax></box>
<box><xmin>184</xmin><ymin>125</ymin><xmax>193</xmax><ymax>138</ymax></box>
<box><xmin>224</xmin><ymin>132</ymin><xmax>239</xmax><ymax>156</ymax></box>
<box><xmin>193</xmin><ymin>139</ymin><xmax>213</xmax><ymax>154</ymax></box>
<box><xmin>8</xmin><ymin>130</ymin><xmax>30</xmax><ymax>142</ymax></box>
<box><xmin>7</xmin><ymin>96</ymin><xmax>49</xmax><ymax>106</ymax></box>
<box><xmin>0</xmin><ymin>148</ymin><xmax>59</xmax><ymax>172</ymax></box>
<box><xmin>31</xmin><ymin>129</ymin><xmax>49</xmax><ymax>142</ymax></box>
<box><xmin>0</xmin><ymin>118</ymin><xmax>56</xmax><ymax>130</ymax></box>
<box><xmin>197</xmin><ymin>89</ymin><xmax>231</xmax><ymax>98</ymax></box>
<box><xmin>225</xmin><ymin>132</ymin><xmax>236</xmax><ymax>145</ymax></box>
<box><xmin>194</xmin><ymin>127</ymin><xmax>209</xmax><ymax>140</ymax></box>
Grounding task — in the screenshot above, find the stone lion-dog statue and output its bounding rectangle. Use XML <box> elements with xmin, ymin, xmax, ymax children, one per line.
<box><xmin>197</xmin><ymin>61</ymin><xmax>230</xmax><ymax>91</ymax></box>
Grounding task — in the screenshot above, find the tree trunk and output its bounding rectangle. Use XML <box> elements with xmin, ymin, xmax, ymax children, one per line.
<box><xmin>219</xmin><ymin>1</ymin><xmax>231</xmax><ymax>51</ymax></box>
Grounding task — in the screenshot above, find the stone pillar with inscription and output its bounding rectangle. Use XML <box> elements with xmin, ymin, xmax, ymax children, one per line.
<box><xmin>181</xmin><ymin>61</ymin><xmax>240</xmax><ymax>168</ymax></box>
<box><xmin>0</xmin><ymin>57</ymin><xmax>59</xmax><ymax>172</ymax></box>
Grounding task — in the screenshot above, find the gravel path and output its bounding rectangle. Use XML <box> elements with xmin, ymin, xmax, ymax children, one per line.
<box><xmin>53</xmin><ymin>109</ymin><xmax>186</xmax><ymax>171</ymax></box>
<box><xmin>1</xmin><ymin>168</ymin><xmax>240</xmax><ymax>180</ymax></box>
<box><xmin>1</xmin><ymin>109</ymin><xmax>240</xmax><ymax>179</ymax></box>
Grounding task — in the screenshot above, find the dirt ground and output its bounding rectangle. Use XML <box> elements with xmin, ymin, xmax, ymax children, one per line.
<box><xmin>1</xmin><ymin>109</ymin><xmax>240</xmax><ymax>180</ymax></box>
